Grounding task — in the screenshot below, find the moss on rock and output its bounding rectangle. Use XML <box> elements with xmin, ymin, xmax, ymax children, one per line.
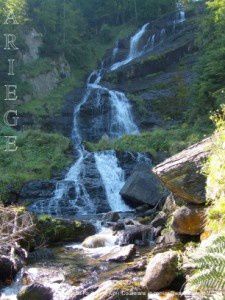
<box><xmin>36</xmin><ymin>215</ymin><xmax>96</xmax><ymax>245</ymax></box>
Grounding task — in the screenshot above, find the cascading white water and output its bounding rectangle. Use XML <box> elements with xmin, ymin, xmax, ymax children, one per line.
<box><xmin>179</xmin><ymin>11</ymin><xmax>186</xmax><ymax>23</ymax></box>
<box><xmin>110</xmin><ymin>23</ymin><xmax>149</xmax><ymax>71</ymax></box>
<box><xmin>51</xmin><ymin>71</ymin><xmax>103</xmax><ymax>215</ymax></box>
<box><xmin>112</xmin><ymin>41</ymin><xmax>119</xmax><ymax>60</ymax></box>
<box><xmin>94</xmin><ymin>151</ymin><xmax>131</xmax><ymax>212</ymax></box>
<box><xmin>109</xmin><ymin>90</ymin><xmax>139</xmax><ymax>137</ymax></box>
<box><xmin>29</xmin><ymin>71</ymin><xmax>103</xmax><ymax>216</ymax></box>
<box><xmin>128</xmin><ymin>23</ymin><xmax>149</xmax><ymax>59</ymax></box>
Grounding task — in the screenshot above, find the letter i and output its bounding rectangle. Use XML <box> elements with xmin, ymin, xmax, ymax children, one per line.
<box><xmin>8</xmin><ymin>59</ymin><xmax>15</xmax><ymax>76</ymax></box>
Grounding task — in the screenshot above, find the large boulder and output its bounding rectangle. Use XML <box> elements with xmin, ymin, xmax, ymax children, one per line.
<box><xmin>120</xmin><ymin>167</ymin><xmax>167</xmax><ymax>208</ymax></box>
<box><xmin>141</xmin><ymin>251</ymin><xmax>178</xmax><ymax>292</ymax></box>
<box><xmin>37</xmin><ymin>216</ymin><xmax>96</xmax><ymax>245</ymax></box>
<box><xmin>153</xmin><ymin>138</ymin><xmax>212</xmax><ymax>204</ymax></box>
<box><xmin>82</xmin><ymin>280</ymin><xmax>147</xmax><ymax>300</ymax></box>
<box><xmin>18</xmin><ymin>283</ymin><xmax>53</xmax><ymax>300</ymax></box>
<box><xmin>0</xmin><ymin>256</ymin><xmax>18</xmax><ymax>284</ymax></box>
<box><xmin>172</xmin><ymin>206</ymin><xmax>206</xmax><ymax>236</ymax></box>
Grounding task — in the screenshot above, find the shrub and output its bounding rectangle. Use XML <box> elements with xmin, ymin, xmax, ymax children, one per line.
<box><xmin>203</xmin><ymin>105</ymin><xmax>225</xmax><ymax>233</ymax></box>
<box><xmin>100</xmin><ymin>24</ymin><xmax>113</xmax><ymax>42</ymax></box>
<box><xmin>0</xmin><ymin>129</ymin><xmax>73</xmax><ymax>203</ymax></box>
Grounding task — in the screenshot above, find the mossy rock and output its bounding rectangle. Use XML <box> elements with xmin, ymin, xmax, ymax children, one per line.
<box><xmin>36</xmin><ymin>215</ymin><xmax>96</xmax><ymax>245</ymax></box>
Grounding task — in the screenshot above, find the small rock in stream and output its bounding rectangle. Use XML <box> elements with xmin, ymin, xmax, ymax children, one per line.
<box><xmin>100</xmin><ymin>244</ymin><xmax>136</xmax><ymax>262</ymax></box>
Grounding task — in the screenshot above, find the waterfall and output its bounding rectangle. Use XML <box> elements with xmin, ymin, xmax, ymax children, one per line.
<box><xmin>110</xmin><ymin>7</ymin><xmax>186</xmax><ymax>72</ymax></box>
<box><xmin>29</xmin><ymin>44</ymin><xmax>141</xmax><ymax>215</ymax></box>
<box><xmin>94</xmin><ymin>151</ymin><xmax>131</xmax><ymax>212</ymax></box>
<box><xmin>112</xmin><ymin>41</ymin><xmax>119</xmax><ymax>61</ymax></box>
<box><xmin>29</xmin><ymin>9</ymin><xmax>187</xmax><ymax>217</ymax></box>
<box><xmin>179</xmin><ymin>11</ymin><xmax>186</xmax><ymax>23</ymax></box>
<box><xmin>128</xmin><ymin>23</ymin><xmax>149</xmax><ymax>60</ymax></box>
<box><xmin>111</xmin><ymin>23</ymin><xmax>149</xmax><ymax>71</ymax></box>
<box><xmin>109</xmin><ymin>90</ymin><xmax>139</xmax><ymax>137</ymax></box>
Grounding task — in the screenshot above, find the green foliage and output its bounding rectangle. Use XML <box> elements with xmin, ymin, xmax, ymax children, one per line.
<box><xmin>191</xmin><ymin>0</ymin><xmax>225</xmax><ymax>119</ymax></box>
<box><xmin>203</xmin><ymin>104</ymin><xmax>225</xmax><ymax>233</ymax></box>
<box><xmin>0</xmin><ymin>0</ymin><xmax>28</xmax><ymax>24</ymax></box>
<box><xmin>0</xmin><ymin>129</ymin><xmax>72</xmax><ymax>202</ymax></box>
<box><xmin>37</xmin><ymin>215</ymin><xmax>95</xmax><ymax>244</ymax></box>
<box><xmin>19</xmin><ymin>70</ymin><xmax>85</xmax><ymax>117</ymax></box>
<box><xmin>85</xmin><ymin>123</ymin><xmax>210</xmax><ymax>158</ymax></box>
<box><xmin>75</xmin><ymin>0</ymin><xmax>176</xmax><ymax>30</ymax></box>
<box><xmin>100</xmin><ymin>24</ymin><xmax>113</xmax><ymax>43</ymax></box>
<box><xmin>20</xmin><ymin>58</ymin><xmax>53</xmax><ymax>78</ymax></box>
<box><xmin>186</xmin><ymin>234</ymin><xmax>225</xmax><ymax>297</ymax></box>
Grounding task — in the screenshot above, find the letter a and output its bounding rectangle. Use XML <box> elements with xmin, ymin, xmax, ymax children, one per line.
<box><xmin>4</xmin><ymin>11</ymin><xmax>19</xmax><ymax>25</ymax></box>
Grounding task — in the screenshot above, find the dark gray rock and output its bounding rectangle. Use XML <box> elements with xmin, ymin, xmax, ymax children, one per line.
<box><xmin>156</xmin><ymin>231</ymin><xmax>181</xmax><ymax>246</ymax></box>
<box><xmin>20</xmin><ymin>180</ymin><xmax>57</xmax><ymax>203</ymax></box>
<box><xmin>151</xmin><ymin>212</ymin><xmax>167</xmax><ymax>228</ymax></box>
<box><xmin>118</xmin><ymin>225</ymin><xmax>153</xmax><ymax>246</ymax></box>
<box><xmin>18</xmin><ymin>284</ymin><xmax>53</xmax><ymax>300</ymax></box>
<box><xmin>28</xmin><ymin>248</ymin><xmax>54</xmax><ymax>263</ymax></box>
<box><xmin>78</xmin><ymin>88</ymin><xmax>112</xmax><ymax>142</ymax></box>
<box><xmin>117</xmin><ymin>151</ymin><xmax>152</xmax><ymax>179</ymax></box>
<box><xmin>120</xmin><ymin>167</ymin><xmax>167</xmax><ymax>208</ymax></box>
<box><xmin>81</xmin><ymin>153</ymin><xmax>111</xmax><ymax>214</ymax></box>
<box><xmin>101</xmin><ymin>212</ymin><xmax>120</xmax><ymax>223</ymax></box>
<box><xmin>112</xmin><ymin>222</ymin><xmax>125</xmax><ymax>232</ymax></box>
<box><xmin>0</xmin><ymin>256</ymin><xmax>18</xmax><ymax>284</ymax></box>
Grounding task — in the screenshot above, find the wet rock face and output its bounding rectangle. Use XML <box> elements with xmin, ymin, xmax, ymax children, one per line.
<box><xmin>172</xmin><ymin>206</ymin><xmax>206</xmax><ymax>236</ymax></box>
<box><xmin>20</xmin><ymin>180</ymin><xmax>79</xmax><ymax>216</ymax></box>
<box><xmin>78</xmin><ymin>89</ymin><xmax>112</xmax><ymax>142</ymax></box>
<box><xmin>18</xmin><ymin>283</ymin><xmax>53</xmax><ymax>300</ymax></box>
<box><xmin>120</xmin><ymin>167</ymin><xmax>167</xmax><ymax>208</ymax></box>
<box><xmin>141</xmin><ymin>251</ymin><xmax>178</xmax><ymax>292</ymax></box>
<box><xmin>81</xmin><ymin>153</ymin><xmax>111</xmax><ymax>214</ymax></box>
<box><xmin>0</xmin><ymin>256</ymin><xmax>18</xmax><ymax>284</ymax></box>
<box><xmin>153</xmin><ymin>138</ymin><xmax>212</xmax><ymax>204</ymax></box>
<box><xmin>20</xmin><ymin>180</ymin><xmax>57</xmax><ymax>204</ymax></box>
<box><xmin>117</xmin><ymin>151</ymin><xmax>152</xmax><ymax>178</ymax></box>
<box><xmin>56</xmin><ymin>88</ymin><xmax>84</xmax><ymax>137</ymax></box>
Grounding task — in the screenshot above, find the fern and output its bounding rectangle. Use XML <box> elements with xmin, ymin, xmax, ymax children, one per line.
<box><xmin>186</xmin><ymin>234</ymin><xmax>225</xmax><ymax>299</ymax></box>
